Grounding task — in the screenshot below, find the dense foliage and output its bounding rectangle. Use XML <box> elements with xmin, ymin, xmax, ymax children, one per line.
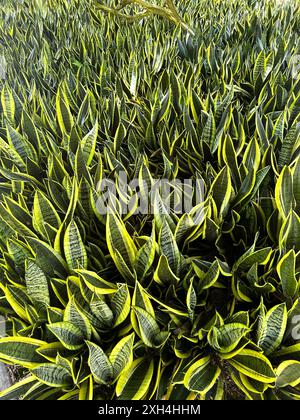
<box><xmin>0</xmin><ymin>0</ymin><xmax>300</xmax><ymax>400</ymax></box>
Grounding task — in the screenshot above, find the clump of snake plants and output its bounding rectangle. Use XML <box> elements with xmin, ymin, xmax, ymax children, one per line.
<box><xmin>0</xmin><ymin>0</ymin><xmax>299</xmax><ymax>400</ymax></box>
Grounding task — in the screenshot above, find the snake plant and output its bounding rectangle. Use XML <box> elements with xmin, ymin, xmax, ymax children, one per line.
<box><xmin>0</xmin><ymin>0</ymin><xmax>299</xmax><ymax>400</ymax></box>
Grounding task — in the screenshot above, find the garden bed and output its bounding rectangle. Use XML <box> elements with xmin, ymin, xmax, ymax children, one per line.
<box><xmin>0</xmin><ymin>0</ymin><xmax>299</xmax><ymax>401</ymax></box>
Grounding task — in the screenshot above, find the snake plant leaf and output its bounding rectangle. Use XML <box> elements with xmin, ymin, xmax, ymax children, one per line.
<box><xmin>56</xmin><ymin>87</ymin><xmax>74</xmax><ymax>134</ymax></box>
<box><xmin>253</xmin><ymin>51</ymin><xmax>265</xmax><ymax>83</ymax></box>
<box><xmin>279</xmin><ymin>210</ymin><xmax>300</xmax><ymax>250</ymax></box>
<box><xmin>144</xmin><ymin>291</ymin><xmax>189</xmax><ymax>318</ymax></box>
<box><xmin>236</xmin><ymin>247</ymin><xmax>272</xmax><ymax>271</ymax></box>
<box><xmin>1</xmin><ymin>86</ymin><xmax>15</xmax><ymax>122</ymax></box>
<box><xmin>7</xmin><ymin>124</ymin><xmax>37</xmax><ymax>162</ymax></box>
<box><xmin>75</xmin><ymin>269</ymin><xmax>117</xmax><ymax>294</ymax></box>
<box><xmin>21</xmin><ymin>110</ymin><xmax>41</xmax><ymax>151</ymax></box>
<box><xmin>222</xmin><ymin>135</ymin><xmax>241</xmax><ymax>187</ymax></box>
<box><xmin>75</xmin><ymin>299</ymin><xmax>107</xmax><ymax>331</ymax></box>
<box><xmin>90</xmin><ymin>294</ymin><xmax>114</xmax><ymax>328</ymax></box>
<box><xmin>60</xmin><ymin>177</ymin><xmax>79</xmax><ymax>226</ymax></box>
<box><xmin>79</xmin><ymin>376</ymin><xmax>93</xmax><ymax>400</ymax></box>
<box><xmin>111</xmin><ymin>283</ymin><xmax>131</xmax><ymax>327</ymax></box>
<box><xmin>0</xmin><ymin>202</ymin><xmax>36</xmax><ymax>238</ymax></box>
<box><xmin>138</xmin><ymin>161</ymin><xmax>154</xmax><ymax>203</ymax></box>
<box><xmin>239</xmin><ymin>373</ymin><xmax>268</xmax><ymax>395</ymax></box>
<box><xmin>106</xmin><ymin>212</ymin><xmax>137</xmax><ymax>276</ymax></box>
<box><xmin>0</xmin><ymin>137</ymin><xmax>26</xmax><ymax>170</ymax></box>
<box><xmin>75</xmin><ymin>147</ymin><xmax>92</xmax><ymax>184</ymax></box>
<box><xmin>186</xmin><ymin>279</ymin><xmax>197</xmax><ymax>321</ymax></box>
<box><xmin>278</xmin><ymin>122</ymin><xmax>299</xmax><ymax>167</ymax></box>
<box><xmin>21</xmin><ymin>382</ymin><xmax>60</xmax><ymax>400</ymax></box>
<box><xmin>81</xmin><ymin>120</ymin><xmax>98</xmax><ymax>166</ymax></box>
<box><xmin>241</xmin><ymin>166</ymin><xmax>270</xmax><ymax>209</ymax></box>
<box><xmin>58</xmin><ymin>390</ymin><xmax>79</xmax><ymax>400</ymax></box>
<box><xmin>273</xmin><ymin>112</ymin><xmax>285</xmax><ymax>141</ymax></box>
<box><xmin>257</xmin><ymin>303</ymin><xmax>287</xmax><ymax>355</ymax></box>
<box><xmin>53</xmin><ymin>351</ymin><xmax>73</xmax><ymax>373</ymax></box>
<box><xmin>293</xmin><ymin>156</ymin><xmax>300</xmax><ymax>212</ymax></box>
<box><xmin>208</xmin><ymin>323</ymin><xmax>250</xmax><ymax>354</ymax></box>
<box><xmin>3</xmin><ymin>196</ymin><xmax>31</xmax><ymax>228</ymax></box>
<box><xmin>175</xmin><ymin>202</ymin><xmax>206</xmax><ymax>245</ymax></box>
<box><xmin>86</xmin><ymin>341</ymin><xmax>113</xmax><ymax>385</ymax></box>
<box><xmin>276</xmin><ymin>361</ymin><xmax>300</xmax><ymax>388</ymax></box>
<box><xmin>0</xmin><ymin>215</ymin><xmax>15</xmax><ymax>243</ymax></box>
<box><xmin>3</xmin><ymin>285</ymin><xmax>30</xmax><ymax>322</ymax></box>
<box><xmin>131</xmin><ymin>281</ymin><xmax>156</xmax><ymax>319</ymax></box>
<box><xmin>148</xmin><ymin>359</ymin><xmax>169</xmax><ymax>400</ymax></box>
<box><xmin>233</xmin><ymin>235</ymin><xmax>267</xmax><ymax>271</ymax></box>
<box><xmin>0</xmin><ymin>376</ymin><xmax>37</xmax><ymax>401</ymax></box>
<box><xmin>6</xmin><ymin>238</ymin><xmax>32</xmax><ymax>271</ymax></box>
<box><xmin>25</xmin><ymin>260</ymin><xmax>50</xmax><ymax>309</ymax></box>
<box><xmin>227</xmin><ymin>311</ymin><xmax>249</xmax><ymax>327</ymax></box>
<box><xmin>0</xmin><ymin>337</ymin><xmax>46</xmax><ymax>368</ymax></box>
<box><xmin>134</xmin><ymin>224</ymin><xmax>156</xmax><ymax>279</ymax></box>
<box><xmin>228</xmin><ymin>350</ymin><xmax>276</xmax><ymax>383</ymax></box>
<box><xmin>47</xmin><ymin>321</ymin><xmax>84</xmax><ymax>350</ymax></box>
<box><xmin>0</xmin><ymin>166</ymin><xmax>43</xmax><ymax>189</ymax></box>
<box><xmin>32</xmin><ymin>190</ymin><xmax>61</xmax><ymax>239</ymax></box>
<box><xmin>184</xmin><ymin>356</ymin><xmax>221</xmax><ymax>393</ymax></box>
<box><xmin>31</xmin><ymin>363</ymin><xmax>73</xmax><ymax>388</ymax></box>
<box><xmin>152</xmin><ymin>190</ymin><xmax>176</xmax><ymax>232</ymax></box>
<box><xmin>277</xmin><ymin>250</ymin><xmax>298</xmax><ymax>298</ymax></box>
<box><xmin>116</xmin><ymin>357</ymin><xmax>154</xmax><ymax>400</ymax></box>
<box><xmin>26</xmin><ymin>237</ymin><xmax>68</xmax><ymax>278</ymax></box>
<box><xmin>210</xmin><ymin>166</ymin><xmax>231</xmax><ymax>218</ymax></box>
<box><xmin>272</xmin><ymin>343</ymin><xmax>300</xmax><ymax>362</ymax></box>
<box><xmin>193</xmin><ymin>260</ymin><xmax>220</xmax><ymax>290</ymax></box>
<box><xmin>154</xmin><ymin>255</ymin><xmax>180</xmax><ymax>285</ymax></box>
<box><xmin>47</xmin><ymin>307</ymin><xmax>64</xmax><ymax>324</ymax></box>
<box><xmin>114</xmin><ymin>122</ymin><xmax>126</xmax><ymax>154</ymax></box>
<box><xmin>202</xmin><ymin>112</ymin><xmax>216</xmax><ymax>150</ymax></box>
<box><xmin>232</xmin><ymin>167</ymin><xmax>256</xmax><ymax>208</ymax></box>
<box><xmin>133</xmin><ymin>306</ymin><xmax>169</xmax><ymax>348</ymax></box>
<box><xmin>63</xmin><ymin>297</ymin><xmax>92</xmax><ymax>340</ymax></box>
<box><xmin>77</xmin><ymin>90</ymin><xmax>91</xmax><ymax>126</ymax></box>
<box><xmin>275</xmin><ymin>166</ymin><xmax>293</xmax><ymax>219</ymax></box>
<box><xmin>243</xmin><ymin>137</ymin><xmax>261</xmax><ymax>173</ymax></box>
<box><xmin>50</xmin><ymin>278</ymin><xmax>68</xmax><ymax>307</ymax></box>
<box><xmin>68</xmin><ymin>288</ymin><xmax>106</xmax><ymax>330</ymax></box>
<box><xmin>112</xmin><ymin>249</ymin><xmax>137</xmax><ymax>282</ymax></box>
<box><xmin>36</xmin><ymin>342</ymin><xmax>74</xmax><ymax>363</ymax></box>
<box><xmin>159</xmin><ymin>218</ymin><xmax>181</xmax><ymax>275</ymax></box>
<box><xmin>64</xmin><ymin>220</ymin><xmax>87</xmax><ymax>271</ymax></box>
<box><xmin>109</xmin><ymin>333</ymin><xmax>135</xmax><ymax>379</ymax></box>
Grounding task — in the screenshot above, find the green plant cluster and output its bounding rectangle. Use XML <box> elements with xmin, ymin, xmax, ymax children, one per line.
<box><xmin>0</xmin><ymin>0</ymin><xmax>299</xmax><ymax>400</ymax></box>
